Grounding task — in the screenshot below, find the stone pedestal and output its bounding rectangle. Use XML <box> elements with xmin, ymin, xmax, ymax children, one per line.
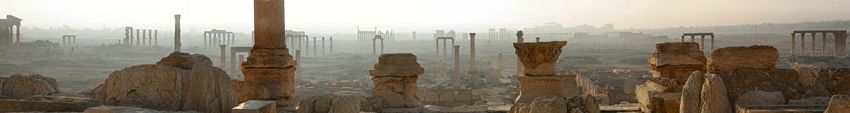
<box><xmin>514</xmin><ymin>74</ymin><xmax>579</xmax><ymax>104</ymax></box>
<box><xmin>241</xmin><ymin>0</ymin><xmax>296</xmax><ymax>109</ymax></box>
<box><xmin>367</xmin><ymin>53</ymin><xmax>423</xmax><ymax>110</ymax></box>
<box><xmin>512</xmin><ymin>41</ymin><xmax>568</xmax><ymax>76</ymax></box>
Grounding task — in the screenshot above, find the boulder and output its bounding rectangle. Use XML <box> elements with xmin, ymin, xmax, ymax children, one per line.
<box><xmin>0</xmin><ymin>74</ymin><xmax>59</xmax><ymax>98</ymax></box>
<box><xmin>825</xmin><ymin>95</ymin><xmax>850</xmax><ymax>113</ymax></box>
<box><xmin>0</xmin><ymin>96</ymin><xmax>99</xmax><ymax>112</ymax></box>
<box><xmin>735</xmin><ymin>90</ymin><xmax>785</xmax><ymax>106</ymax></box>
<box><xmin>526</xmin><ymin>96</ymin><xmax>568</xmax><ymax>113</ymax></box>
<box><xmin>94</xmin><ymin>52</ymin><xmax>236</xmax><ymax>113</ymax></box>
<box><xmin>700</xmin><ymin>74</ymin><xmax>732</xmax><ymax>113</ymax></box>
<box><xmin>156</xmin><ymin>52</ymin><xmax>213</xmax><ymax>70</ymax></box>
<box><xmin>680</xmin><ymin>71</ymin><xmax>704</xmax><ymax>113</ymax></box>
<box><xmin>707</xmin><ymin>45</ymin><xmax>778</xmax><ymax>74</ymax></box>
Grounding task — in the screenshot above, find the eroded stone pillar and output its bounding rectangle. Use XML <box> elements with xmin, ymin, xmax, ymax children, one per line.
<box><xmin>453</xmin><ymin>45</ymin><xmax>461</xmax><ymax>88</ymax></box>
<box><xmin>312</xmin><ymin>37</ymin><xmax>317</xmax><ymax>56</ymax></box>
<box><xmin>812</xmin><ymin>32</ymin><xmax>817</xmax><ymax>56</ymax></box>
<box><xmin>329</xmin><ymin>37</ymin><xmax>333</xmax><ymax>54</ymax></box>
<box><xmin>241</xmin><ymin>0</ymin><xmax>296</xmax><ymax>108</ymax></box>
<box><xmin>837</xmin><ymin>32</ymin><xmax>848</xmax><ymax>57</ymax></box>
<box><xmin>174</xmin><ymin>14</ymin><xmax>182</xmax><ymax>52</ymax></box>
<box><xmin>511</xmin><ymin>41</ymin><xmax>578</xmax><ymax>105</ymax></box>
<box><xmin>801</xmin><ymin>33</ymin><xmax>806</xmax><ymax>56</ymax></box>
<box><xmin>220</xmin><ymin>45</ymin><xmax>227</xmax><ymax>68</ymax></box>
<box><xmin>321</xmin><ymin>37</ymin><xmax>325</xmax><ymax>56</ymax></box>
<box><xmin>368</xmin><ymin>53</ymin><xmax>424</xmax><ymax>110</ymax></box>
<box><xmin>469</xmin><ymin>33</ymin><xmax>477</xmax><ymax>73</ymax></box>
<box><xmin>791</xmin><ymin>33</ymin><xmax>796</xmax><ymax>56</ymax></box>
<box><xmin>136</xmin><ymin>29</ymin><xmax>141</xmax><ymax>46</ymax></box>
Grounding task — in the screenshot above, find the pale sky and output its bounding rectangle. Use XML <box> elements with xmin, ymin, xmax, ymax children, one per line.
<box><xmin>2</xmin><ymin>0</ymin><xmax>849</xmax><ymax>34</ymax></box>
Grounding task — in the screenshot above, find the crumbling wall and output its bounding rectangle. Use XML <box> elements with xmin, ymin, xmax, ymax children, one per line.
<box><xmin>707</xmin><ymin>45</ymin><xmax>778</xmax><ymax>74</ymax></box>
<box><xmin>648</xmin><ymin>42</ymin><xmax>706</xmax><ymax>84</ymax></box>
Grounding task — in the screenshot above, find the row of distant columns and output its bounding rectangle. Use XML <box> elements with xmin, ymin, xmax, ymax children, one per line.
<box><xmin>123</xmin><ymin>27</ymin><xmax>158</xmax><ymax>47</ymax></box>
<box><xmin>61</xmin><ymin>35</ymin><xmax>76</xmax><ymax>46</ymax></box>
<box><xmin>435</xmin><ymin>37</ymin><xmax>455</xmax><ymax>57</ymax></box>
<box><xmin>7</xmin><ymin>23</ymin><xmax>22</xmax><ymax>45</ymax></box>
<box><xmin>300</xmin><ymin>36</ymin><xmax>333</xmax><ymax>56</ymax></box>
<box><xmin>681</xmin><ymin>33</ymin><xmax>715</xmax><ymax>54</ymax></box>
<box><xmin>203</xmin><ymin>31</ymin><xmax>235</xmax><ymax>48</ymax></box>
<box><xmin>790</xmin><ymin>30</ymin><xmax>848</xmax><ymax>57</ymax></box>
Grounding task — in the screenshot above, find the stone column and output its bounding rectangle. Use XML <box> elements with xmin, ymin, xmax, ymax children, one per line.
<box><xmin>295</xmin><ymin>50</ymin><xmax>301</xmax><ymax>68</ymax></box>
<box><xmin>142</xmin><ymin>30</ymin><xmax>147</xmax><ymax>46</ymax></box>
<box><xmin>701</xmin><ymin>35</ymin><xmax>706</xmax><ymax>52</ymax></box>
<box><xmin>516</xmin><ymin>31</ymin><xmax>524</xmax><ymax>75</ymax></box>
<box><xmin>15</xmin><ymin>25</ymin><xmax>20</xmax><ymax>45</ymax></box>
<box><xmin>469</xmin><ymin>33</ymin><xmax>477</xmax><ymax>73</ymax></box>
<box><xmin>148</xmin><ymin>30</ymin><xmax>153</xmax><ymax>46</ymax></box>
<box><xmin>313</xmin><ymin>37</ymin><xmax>317</xmax><ymax>56</ymax></box>
<box><xmin>174</xmin><ymin>14</ymin><xmax>182</xmax><ymax>52</ymax></box>
<box><xmin>453</xmin><ymin>45</ymin><xmax>461</xmax><ymax>88</ymax></box>
<box><xmin>204</xmin><ymin>32</ymin><xmax>208</xmax><ymax>48</ymax></box>
<box><xmin>791</xmin><ymin>33</ymin><xmax>796</xmax><ymax>56</ymax></box>
<box><xmin>329</xmin><ymin>37</ymin><xmax>333</xmax><ymax>54</ymax></box>
<box><xmin>154</xmin><ymin>30</ymin><xmax>158</xmax><ymax>46</ymax></box>
<box><xmin>511</xmin><ymin>41</ymin><xmax>577</xmax><ymax>106</ymax></box>
<box><xmin>801</xmin><ymin>33</ymin><xmax>806</xmax><ymax>56</ymax></box>
<box><xmin>220</xmin><ymin>45</ymin><xmax>227</xmax><ymax>68</ymax></box>
<box><xmin>321</xmin><ymin>37</ymin><xmax>325</xmax><ymax>56</ymax></box>
<box><xmin>62</xmin><ymin>36</ymin><xmax>66</xmax><ymax>46</ymax></box>
<box><xmin>242</xmin><ymin>0</ymin><xmax>297</xmax><ymax>108</ymax></box>
<box><xmin>368</xmin><ymin>53</ymin><xmax>424</xmax><ymax>110</ymax></box>
<box><xmin>823</xmin><ymin>32</ymin><xmax>827</xmax><ymax>56</ymax></box>
<box><xmin>124</xmin><ymin>27</ymin><xmax>131</xmax><ymax>45</ymax></box>
<box><xmin>381</xmin><ymin>38</ymin><xmax>384</xmax><ymax>54</ymax></box>
<box><xmin>710</xmin><ymin>35</ymin><xmax>715</xmax><ymax>53</ymax></box>
<box><xmin>305</xmin><ymin>37</ymin><xmax>310</xmax><ymax>56</ymax></box>
<box><xmin>443</xmin><ymin>39</ymin><xmax>448</xmax><ymax>57</ymax></box>
<box><xmin>136</xmin><ymin>29</ymin><xmax>141</xmax><ymax>46</ymax></box>
<box><xmin>836</xmin><ymin>32</ymin><xmax>847</xmax><ymax>57</ymax></box>
<box><xmin>681</xmin><ymin>36</ymin><xmax>685</xmax><ymax>42</ymax></box>
<box><xmin>435</xmin><ymin>39</ymin><xmax>440</xmax><ymax>56</ymax></box>
<box><xmin>231</xmin><ymin>49</ymin><xmax>237</xmax><ymax>73</ymax></box>
<box><xmin>373</xmin><ymin>36</ymin><xmax>378</xmax><ymax>55</ymax></box>
<box><xmin>812</xmin><ymin>32</ymin><xmax>817</xmax><ymax>56</ymax></box>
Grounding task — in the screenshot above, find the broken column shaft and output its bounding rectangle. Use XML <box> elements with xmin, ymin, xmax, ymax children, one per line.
<box><xmin>241</xmin><ymin>0</ymin><xmax>297</xmax><ymax>108</ymax></box>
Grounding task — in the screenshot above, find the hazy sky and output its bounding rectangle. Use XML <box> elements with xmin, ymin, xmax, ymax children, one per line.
<box><xmin>2</xmin><ymin>0</ymin><xmax>849</xmax><ymax>34</ymax></box>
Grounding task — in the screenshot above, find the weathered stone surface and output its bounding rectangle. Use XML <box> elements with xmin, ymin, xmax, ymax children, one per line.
<box><xmin>0</xmin><ymin>74</ymin><xmax>59</xmax><ymax>98</ymax></box>
<box><xmin>0</xmin><ymin>96</ymin><xmax>99</xmax><ymax>112</ymax></box>
<box><xmin>514</xmin><ymin>74</ymin><xmax>579</xmax><ymax>104</ymax></box>
<box><xmin>680</xmin><ymin>71</ymin><xmax>704</xmax><ymax>113</ymax></box>
<box><xmin>94</xmin><ymin>52</ymin><xmax>236</xmax><ymax>113</ymax></box>
<box><xmin>825</xmin><ymin>95</ymin><xmax>850</xmax><ymax>113</ymax></box>
<box><xmin>707</xmin><ymin>45</ymin><xmax>778</xmax><ymax>74</ymax></box>
<box><xmin>84</xmin><ymin>106</ymin><xmax>197</xmax><ymax>113</ymax></box>
<box><xmin>735</xmin><ymin>90</ymin><xmax>785</xmax><ymax>106</ymax></box>
<box><xmin>510</xmin><ymin>95</ymin><xmax>599</xmax><ymax>113</ymax></box>
<box><xmin>297</xmin><ymin>94</ymin><xmax>363</xmax><ymax>113</ymax></box>
<box><xmin>649</xmin><ymin>92</ymin><xmax>680</xmax><ymax>113</ymax></box>
<box><xmin>232</xmin><ymin>100</ymin><xmax>276</xmax><ymax>113</ymax></box>
<box><xmin>513</xmin><ymin>41</ymin><xmax>568</xmax><ymax>76</ymax></box>
<box><xmin>232</xmin><ymin>80</ymin><xmax>271</xmax><ymax>103</ymax></box>
<box><xmin>370</xmin><ymin>53</ymin><xmax>424</xmax><ymax>77</ymax></box>
<box><xmin>156</xmin><ymin>52</ymin><xmax>213</xmax><ymax>70</ymax></box>
<box><xmin>526</xmin><ymin>96</ymin><xmax>568</xmax><ymax>113</ymax></box>
<box><xmin>648</xmin><ymin>42</ymin><xmax>706</xmax><ymax>84</ymax></box>
<box><xmin>788</xmin><ymin>96</ymin><xmax>830</xmax><ymax>105</ymax></box>
<box><xmin>721</xmin><ymin>68</ymin><xmax>803</xmax><ymax>104</ymax></box>
<box><xmin>700</xmin><ymin>74</ymin><xmax>732</xmax><ymax>113</ymax></box>
<box><xmin>367</xmin><ymin>53</ymin><xmax>423</xmax><ymax>111</ymax></box>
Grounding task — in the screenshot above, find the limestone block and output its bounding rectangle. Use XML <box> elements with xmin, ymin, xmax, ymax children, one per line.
<box><xmin>85</xmin><ymin>106</ymin><xmax>197</xmax><ymax>113</ymax></box>
<box><xmin>680</xmin><ymin>71</ymin><xmax>704</xmax><ymax>113</ymax></box>
<box><xmin>514</xmin><ymin>74</ymin><xmax>579</xmax><ymax>104</ymax></box>
<box><xmin>367</xmin><ymin>53</ymin><xmax>423</xmax><ymax>110</ymax></box>
<box><xmin>233</xmin><ymin>100</ymin><xmax>276</xmax><ymax>113</ymax></box>
<box><xmin>526</xmin><ymin>96</ymin><xmax>568</xmax><ymax>113</ymax></box>
<box><xmin>708</xmin><ymin>45</ymin><xmax>778</xmax><ymax>74</ymax></box>
<box><xmin>825</xmin><ymin>95</ymin><xmax>850</xmax><ymax>113</ymax></box>
<box><xmin>456</xmin><ymin>90</ymin><xmax>473</xmax><ymax>102</ymax></box>
<box><xmin>649</xmin><ymin>92</ymin><xmax>680</xmax><ymax>113</ymax></box>
<box><xmin>648</xmin><ymin>42</ymin><xmax>706</xmax><ymax>84</ymax></box>
<box><xmin>438</xmin><ymin>90</ymin><xmax>454</xmax><ymax>102</ymax></box>
<box><xmin>232</xmin><ymin>80</ymin><xmax>271</xmax><ymax>103</ymax></box>
<box><xmin>700</xmin><ymin>74</ymin><xmax>732</xmax><ymax>113</ymax></box>
<box><xmin>512</xmin><ymin>41</ymin><xmax>568</xmax><ymax>76</ymax></box>
<box><xmin>735</xmin><ymin>90</ymin><xmax>785</xmax><ymax>106</ymax></box>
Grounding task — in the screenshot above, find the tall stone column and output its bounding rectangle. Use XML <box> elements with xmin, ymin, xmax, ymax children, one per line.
<box><xmin>203</xmin><ymin>32</ymin><xmax>208</xmax><ymax>48</ymax></box>
<box><xmin>453</xmin><ymin>45</ymin><xmax>461</xmax><ymax>88</ymax></box>
<box><xmin>242</xmin><ymin>0</ymin><xmax>297</xmax><ymax>108</ymax></box>
<box><xmin>231</xmin><ymin>49</ymin><xmax>237</xmax><ymax>73</ymax></box>
<box><xmin>381</xmin><ymin>38</ymin><xmax>384</xmax><ymax>54</ymax></box>
<box><xmin>329</xmin><ymin>37</ymin><xmax>333</xmax><ymax>54</ymax></box>
<box><xmin>801</xmin><ymin>33</ymin><xmax>806</xmax><ymax>56</ymax></box>
<box><xmin>312</xmin><ymin>37</ymin><xmax>317</xmax><ymax>56</ymax></box>
<box><xmin>174</xmin><ymin>14</ymin><xmax>182</xmax><ymax>52</ymax></box>
<box><xmin>435</xmin><ymin>39</ymin><xmax>440</xmax><ymax>56</ymax></box>
<box><xmin>321</xmin><ymin>37</ymin><xmax>325</xmax><ymax>56</ymax></box>
<box><xmin>836</xmin><ymin>32</ymin><xmax>848</xmax><ymax>57</ymax></box>
<box><xmin>791</xmin><ymin>33</ymin><xmax>796</xmax><ymax>56</ymax></box>
<box><xmin>15</xmin><ymin>25</ymin><xmax>20</xmax><ymax>45</ymax></box>
<box><xmin>148</xmin><ymin>29</ymin><xmax>153</xmax><ymax>46</ymax></box>
<box><xmin>305</xmin><ymin>37</ymin><xmax>310</xmax><ymax>56</ymax></box>
<box><xmin>373</xmin><ymin>36</ymin><xmax>378</xmax><ymax>55</ymax></box>
<box><xmin>124</xmin><ymin>27</ymin><xmax>130</xmax><ymax>45</ymax></box>
<box><xmin>823</xmin><ymin>33</ymin><xmax>827</xmax><ymax>56</ymax></box>
<box><xmin>136</xmin><ymin>29</ymin><xmax>141</xmax><ymax>46</ymax></box>
<box><xmin>220</xmin><ymin>45</ymin><xmax>227</xmax><ymax>68</ymax></box>
<box><xmin>142</xmin><ymin>30</ymin><xmax>147</xmax><ymax>46</ymax></box>
<box><xmin>62</xmin><ymin>36</ymin><xmax>66</xmax><ymax>46</ymax></box>
<box><xmin>155</xmin><ymin>30</ymin><xmax>158</xmax><ymax>46</ymax></box>
<box><xmin>470</xmin><ymin>33</ymin><xmax>477</xmax><ymax>73</ymax></box>
<box><xmin>812</xmin><ymin>32</ymin><xmax>817</xmax><ymax>56</ymax></box>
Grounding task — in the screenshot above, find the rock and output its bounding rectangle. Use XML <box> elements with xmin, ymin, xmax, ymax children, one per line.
<box><xmin>680</xmin><ymin>71</ymin><xmax>704</xmax><ymax>113</ymax></box>
<box><xmin>700</xmin><ymin>74</ymin><xmax>732</xmax><ymax>113</ymax></box>
<box><xmin>297</xmin><ymin>94</ymin><xmax>362</xmax><ymax>113</ymax></box>
<box><xmin>527</xmin><ymin>96</ymin><xmax>568</xmax><ymax>113</ymax></box>
<box><xmin>232</xmin><ymin>80</ymin><xmax>271</xmax><ymax>103</ymax></box>
<box><xmin>95</xmin><ymin>52</ymin><xmax>236</xmax><ymax>113</ymax></box>
<box><xmin>156</xmin><ymin>52</ymin><xmax>213</xmax><ymax>70</ymax></box>
<box><xmin>0</xmin><ymin>74</ymin><xmax>59</xmax><ymax>98</ymax></box>
<box><xmin>84</xmin><ymin>106</ymin><xmax>197</xmax><ymax>113</ymax></box>
<box><xmin>649</xmin><ymin>92</ymin><xmax>680</xmax><ymax>113</ymax></box>
<box><xmin>232</xmin><ymin>100</ymin><xmax>276</xmax><ymax>113</ymax></box>
<box><xmin>368</xmin><ymin>53</ymin><xmax>423</xmax><ymax>110</ymax></box>
<box><xmin>735</xmin><ymin>90</ymin><xmax>785</xmax><ymax>106</ymax></box>
<box><xmin>825</xmin><ymin>95</ymin><xmax>850</xmax><ymax>113</ymax></box>
<box><xmin>513</xmin><ymin>41</ymin><xmax>568</xmax><ymax>76</ymax></box>
<box><xmin>707</xmin><ymin>45</ymin><xmax>778</xmax><ymax>74</ymax></box>
<box><xmin>788</xmin><ymin>96</ymin><xmax>830</xmax><ymax>105</ymax></box>
<box><xmin>648</xmin><ymin>42</ymin><xmax>706</xmax><ymax>84</ymax></box>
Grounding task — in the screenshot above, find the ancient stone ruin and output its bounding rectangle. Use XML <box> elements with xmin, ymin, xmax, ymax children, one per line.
<box><xmin>364</xmin><ymin>53</ymin><xmax>424</xmax><ymax>112</ymax></box>
<box><xmin>92</xmin><ymin>52</ymin><xmax>236</xmax><ymax>113</ymax></box>
<box><xmin>509</xmin><ymin>41</ymin><xmax>598</xmax><ymax>113</ymax></box>
<box><xmin>238</xmin><ymin>0</ymin><xmax>298</xmax><ymax>110</ymax></box>
<box><xmin>0</xmin><ymin>74</ymin><xmax>59</xmax><ymax>98</ymax></box>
